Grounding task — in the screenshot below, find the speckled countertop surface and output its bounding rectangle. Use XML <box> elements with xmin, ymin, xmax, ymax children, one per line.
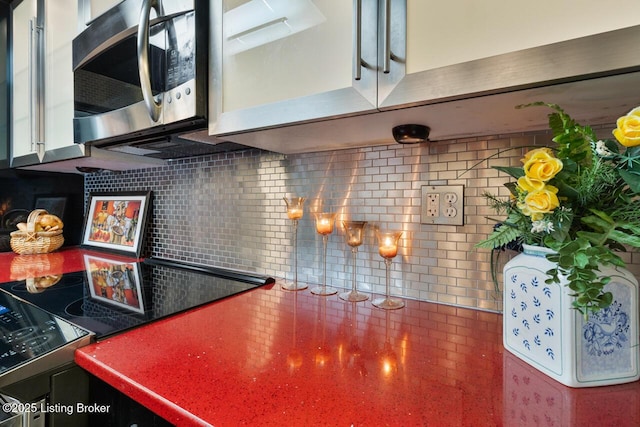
<box><xmin>1</xmin><ymin>249</ymin><xmax>638</xmax><ymax>426</ymax></box>
<box><xmin>76</xmin><ymin>283</ymin><xmax>639</xmax><ymax>426</ymax></box>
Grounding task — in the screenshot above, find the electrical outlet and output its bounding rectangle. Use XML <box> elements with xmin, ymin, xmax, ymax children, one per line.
<box><xmin>444</xmin><ymin>193</ymin><xmax>458</xmax><ymax>204</ymax></box>
<box><xmin>421</xmin><ymin>185</ymin><xmax>464</xmax><ymax>225</ymax></box>
<box><xmin>426</xmin><ymin>194</ymin><xmax>439</xmax><ymax>217</ymax></box>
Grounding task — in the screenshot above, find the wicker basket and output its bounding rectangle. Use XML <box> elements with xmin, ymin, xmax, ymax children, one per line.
<box><xmin>10</xmin><ymin>209</ymin><xmax>64</xmax><ymax>255</ymax></box>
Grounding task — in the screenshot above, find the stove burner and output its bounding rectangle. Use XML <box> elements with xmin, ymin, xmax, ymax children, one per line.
<box><xmin>64</xmin><ymin>298</ymin><xmax>86</xmax><ymax>317</ymax></box>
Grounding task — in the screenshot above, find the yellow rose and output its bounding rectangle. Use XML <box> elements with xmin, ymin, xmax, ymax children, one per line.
<box><xmin>517</xmin><ymin>176</ymin><xmax>545</xmax><ymax>192</ymax></box>
<box><xmin>522</xmin><ymin>147</ymin><xmax>554</xmax><ymax>164</ymax></box>
<box><xmin>522</xmin><ymin>148</ymin><xmax>563</xmax><ymax>182</ymax></box>
<box><xmin>613</xmin><ymin>106</ymin><xmax>640</xmax><ymax>147</ymax></box>
<box><xmin>520</xmin><ymin>185</ymin><xmax>560</xmax><ymax>221</ymax></box>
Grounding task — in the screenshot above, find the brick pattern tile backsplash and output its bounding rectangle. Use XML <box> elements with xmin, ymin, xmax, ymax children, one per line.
<box><xmin>85</xmin><ymin>129</ymin><xmax>640</xmax><ymax>313</ymax></box>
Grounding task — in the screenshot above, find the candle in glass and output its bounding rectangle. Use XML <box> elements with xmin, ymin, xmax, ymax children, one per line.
<box><xmin>372</xmin><ymin>230</ymin><xmax>405</xmax><ymax>310</ymax></box>
<box><xmin>339</xmin><ymin>221</ymin><xmax>368</xmax><ymax>302</ymax></box>
<box><xmin>282</xmin><ymin>197</ymin><xmax>307</xmax><ymax>291</ymax></box>
<box><xmin>378</xmin><ymin>235</ymin><xmax>399</xmax><ymax>258</ymax></box>
<box><xmin>311</xmin><ymin>212</ymin><xmax>338</xmax><ymax>296</ymax></box>
<box><xmin>316</xmin><ymin>217</ymin><xmax>333</xmax><ymax>235</ymax></box>
<box><xmin>287</xmin><ymin>206</ymin><xmax>303</xmax><ymax>221</ymax></box>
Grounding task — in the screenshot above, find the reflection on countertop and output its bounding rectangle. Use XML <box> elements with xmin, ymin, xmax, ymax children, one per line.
<box><xmin>76</xmin><ymin>280</ymin><xmax>640</xmax><ymax>427</ymax></box>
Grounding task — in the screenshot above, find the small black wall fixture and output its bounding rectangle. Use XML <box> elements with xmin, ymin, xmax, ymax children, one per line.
<box><xmin>392</xmin><ymin>124</ymin><xmax>430</xmax><ymax>144</ymax></box>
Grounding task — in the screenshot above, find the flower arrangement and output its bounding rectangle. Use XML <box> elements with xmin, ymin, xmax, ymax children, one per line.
<box><xmin>477</xmin><ymin>102</ymin><xmax>640</xmax><ymax>317</ymax></box>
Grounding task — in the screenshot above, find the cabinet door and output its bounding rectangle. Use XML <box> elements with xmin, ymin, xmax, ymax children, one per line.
<box><xmin>80</xmin><ymin>0</ymin><xmax>122</xmax><ymax>27</ymax></box>
<box><xmin>10</xmin><ymin>0</ymin><xmax>37</xmax><ymax>161</ymax></box>
<box><xmin>380</xmin><ymin>0</ymin><xmax>640</xmax><ymax>109</ymax></box>
<box><xmin>44</xmin><ymin>0</ymin><xmax>75</xmax><ymax>152</ymax></box>
<box><xmin>210</xmin><ymin>0</ymin><xmax>378</xmax><ymax>136</ymax></box>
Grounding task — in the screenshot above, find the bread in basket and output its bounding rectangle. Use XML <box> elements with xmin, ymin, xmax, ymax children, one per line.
<box><xmin>10</xmin><ymin>209</ymin><xmax>64</xmax><ymax>255</ymax></box>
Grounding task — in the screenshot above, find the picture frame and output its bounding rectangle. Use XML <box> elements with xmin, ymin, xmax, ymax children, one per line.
<box><xmin>34</xmin><ymin>195</ymin><xmax>67</xmax><ymax>218</ymax></box>
<box><xmin>83</xmin><ymin>254</ymin><xmax>145</xmax><ymax>314</ymax></box>
<box><xmin>81</xmin><ymin>191</ymin><xmax>151</xmax><ymax>257</ymax></box>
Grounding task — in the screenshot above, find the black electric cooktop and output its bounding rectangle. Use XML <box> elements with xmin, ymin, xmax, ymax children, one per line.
<box><xmin>0</xmin><ymin>257</ymin><xmax>274</xmax><ymax>340</ymax></box>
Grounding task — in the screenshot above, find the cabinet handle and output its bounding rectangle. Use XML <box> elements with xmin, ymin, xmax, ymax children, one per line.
<box><xmin>29</xmin><ymin>18</ymin><xmax>37</xmax><ymax>153</ymax></box>
<box><xmin>138</xmin><ymin>0</ymin><xmax>163</xmax><ymax>122</ymax></box>
<box><xmin>29</xmin><ymin>14</ymin><xmax>45</xmax><ymax>155</ymax></box>
<box><xmin>382</xmin><ymin>0</ymin><xmax>391</xmax><ymax>73</ymax></box>
<box><xmin>354</xmin><ymin>0</ymin><xmax>362</xmax><ymax>80</ymax></box>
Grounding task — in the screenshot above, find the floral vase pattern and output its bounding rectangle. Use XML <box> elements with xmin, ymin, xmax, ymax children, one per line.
<box><xmin>503</xmin><ymin>245</ymin><xmax>639</xmax><ymax>387</ymax></box>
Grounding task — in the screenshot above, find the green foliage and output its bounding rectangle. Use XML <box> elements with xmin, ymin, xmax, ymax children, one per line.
<box><xmin>478</xmin><ymin>103</ymin><xmax>640</xmax><ymax>317</ymax></box>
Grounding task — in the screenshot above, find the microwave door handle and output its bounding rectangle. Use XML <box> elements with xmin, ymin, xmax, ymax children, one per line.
<box><xmin>137</xmin><ymin>0</ymin><xmax>163</xmax><ymax>122</ymax></box>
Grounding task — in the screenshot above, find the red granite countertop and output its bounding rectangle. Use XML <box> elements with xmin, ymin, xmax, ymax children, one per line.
<box><xmin>1</xmin><ymin>249</ymin><xmax>638</xmax><ymax>425</ymax></box>
<box><xmin>76</xmin><ymin>285</ymin><xmax>639</xmax><ymax>426</ymax></box>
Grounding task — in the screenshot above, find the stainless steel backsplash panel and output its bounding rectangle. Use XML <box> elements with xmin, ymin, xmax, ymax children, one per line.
<box><xmin>84</xmin><ymin>127</ymin><xmax>640</xmax><ymax>313</ymax></box>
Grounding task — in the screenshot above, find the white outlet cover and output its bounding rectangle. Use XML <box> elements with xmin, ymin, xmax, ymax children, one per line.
<box><xmin>421</xmin><ymin>185</ymin><xmax>464</xmax><ymax>225</ymax></box>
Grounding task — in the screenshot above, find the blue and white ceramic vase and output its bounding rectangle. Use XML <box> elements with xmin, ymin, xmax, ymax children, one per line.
<box><xmin>503</xmin><ymin>244</ymin><xmax>639</xmax><ymax>387</ymax></box>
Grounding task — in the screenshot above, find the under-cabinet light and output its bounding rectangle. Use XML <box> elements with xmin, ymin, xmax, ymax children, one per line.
<box><xmin>392</xmin><ymin>124</ymin><xmax>431</xmax><ymax>144</ymax></box>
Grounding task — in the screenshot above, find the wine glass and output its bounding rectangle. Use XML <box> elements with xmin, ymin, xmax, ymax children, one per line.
<box><xmin>372</xmin><ymin>230</ymin><xmax>405</xmax><ymax>309</ymax></box>
<box><xmin>339</xmin><ymin>221</ymin><xmax>369</xmax><ymax>302</ymax></box>
<box><xmin>282</xmin><ymin>197</ymin><xmax>307</xmax><ymax>291</ymax></box>
<box><xmin>310</xmin><ymin>212</ymin><xmax>338</xmax><ymax>296</ymax></box>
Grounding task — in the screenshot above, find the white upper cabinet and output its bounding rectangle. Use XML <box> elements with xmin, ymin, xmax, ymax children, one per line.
<box><xmin>210</xmin><ymin>0</ymin><xmax>640</xmax><ymax>141</ymax></box>
<box><xmin>44</xmin><ymin>0</ymin><xmax>76</xmax><ymax>152</ymax></box>
<box><xmin>405</xmin><ymin>0</ymin><xmax>639</xmax><ymax>73</ymax></box>
<box><xmin>11</xmin><ymin>0</ymin><xmax>79</xmax><ymax>167</ymax></box>
<box><xmin>77</xmin><ymin>0</ymin><xmax>122</xmax><ymax>30</ymax></box>
<box><xmin>210</xmin><ymin>0</ymin><xmax>379</xmax><ymax>135</ymax></box>
<box><xmin>381</xmin><ymin>0</ymin><xmax>640</xmax><ymax>109</ymax></box>
<box><xmin>10</xmin><ymin>0</ymin><xmax>36</xmax><ymax>161</ymax></box>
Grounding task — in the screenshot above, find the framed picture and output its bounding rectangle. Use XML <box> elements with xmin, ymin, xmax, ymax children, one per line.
<box><xmin>82</xmin><ymin>191</ymin><xmax>151</xmax><ymax>257</ymax></box>
<box><xmin>34</xmin><ymin>196</ymin><xmax>67</xmax><ymax>218</ymax></box>
<box><xmin>83</xmin><ymin>254</ymin><xmax>145</xmax><ymax>314</ymax></box>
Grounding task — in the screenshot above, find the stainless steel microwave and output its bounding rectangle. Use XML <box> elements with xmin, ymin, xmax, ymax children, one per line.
<box><xmin>72</xmin><ymin>0</ymin><xmax>208</xmax><ymax>146</ymax></box>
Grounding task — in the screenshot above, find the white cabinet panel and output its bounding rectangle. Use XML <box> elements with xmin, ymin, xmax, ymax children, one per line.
<box><xmin>380</xmin><ymin>0</ymin><xmax>640</xmax><ymax>108</ymax></box>
<box><xmin>77</xmin><ymin>0</ymin><xmax>122</xmax><ymax>30</ymax></box>
<box><xmin>211</xmin><ymin>0</ymin><xmax>640</xmax><ymax>153</ymax></box>
<box><xmin>11</xmin><ymin>0</ymin><xmax>78</xmax><ymax>167</ymax></box>
<box><xmin>44</xmin><ymin>0</ymin><xmax>76</xmax><ymax>152</ymax></box>
<box><xmin>10</xmin><ymin>0</ymin><xmax>36</xmax><ymax>160</ymax></box>
<box><xmin>210</xmin><ymin>0</ymin><xmax>378</xmax><ymax>135</ymax></box>
<box><xmin>222</xmin><ymin>0</ymin><xmax>352</xmax><ymax>112</ymax></box>
<box><xmin>406</xmin><ymin>0</ymin><xmax>640</xmax><ymax>73</ymax></box>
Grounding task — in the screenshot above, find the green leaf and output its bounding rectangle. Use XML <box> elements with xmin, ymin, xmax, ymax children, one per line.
<box><xmin>618</xmin><ymin>169</ymin><xmax>640</xmax><ymax>193</ymax></box>
<box><xmin>474</xmin><ymin>224</ymin><xmax>521</xmax><ymax>249</ymax></box>
<box><xmin>574</xmin><ymin>252</ymin><xmax>590</xmax><ymax>268</ymax></box>
<box><xmin>587</xmin><ymin>209</ymin><xmax>615</xmax><ymax>224</ymax></box>
<box><xmin>552</xmin><ymin>176</ymin><xmax>579</xmax><ymax>200</ymax></box>
<box><xmin>504</xmin><ymin>182</ymin><xmax>519</xmax><ymax>197</ymax></box>
<box><xmin>599</xmin><ymin>292</ymin><xmax>613</xmax><ymax>307</ymax></box>
<box><xmin>616</xmin><ymin>221</ymin><xmax>640</xmax><ymax>236</ymax></box>
<box><xmin>608</xmin><ymin>229</ymin><xmax>640</xmax><ymax>248</ymax></box>
<box><xmin>603</xmin><ymin>139</ymin><xmax>621</xmax><ymax>155</ymax></box>
<box><xmin>576</xmin><ymin>231</ymin><xmax>603</xmax><ymax>246</ymax></box>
